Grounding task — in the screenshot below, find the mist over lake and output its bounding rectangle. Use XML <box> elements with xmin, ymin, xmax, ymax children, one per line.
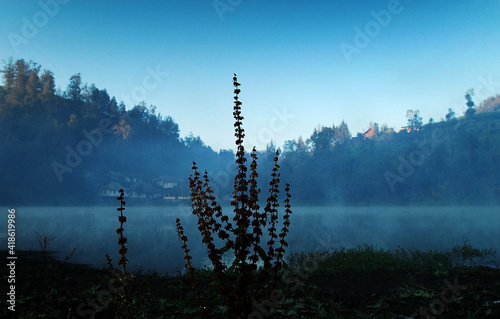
<box><xmin>4</xmin><ymin>205</ymin><xmax>498</xmax><ymax>275</ymax></box>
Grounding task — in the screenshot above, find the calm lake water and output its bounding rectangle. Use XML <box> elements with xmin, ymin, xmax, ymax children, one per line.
<box><xmin>1</xmin><ymin>206</ymin><xmax>499</xmax><ymax>274</ymax></box>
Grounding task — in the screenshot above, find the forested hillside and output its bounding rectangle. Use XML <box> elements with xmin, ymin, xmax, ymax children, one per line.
<box><xmin>0</xmin><ymin>59</ymin><xmax>232</xmax><ymax>204</ymax></box>
<box><xmin>1</xmin><ymin>59</ymin><xmax>499</xmax><ymax>205</ymax></box>
<box><xmin>280</xmin><ymin>111</ymin><xmax>500</xmax><ymax>204</ymax></box>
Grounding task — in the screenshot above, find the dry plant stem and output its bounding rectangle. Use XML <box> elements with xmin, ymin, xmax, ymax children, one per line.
<box><xmin>116</xmin><ymin>189</ymin><xmax>128</xmax><ymax>274</ymax></box>
<box><xmin>176</xmin><ymin>217</ymin><xmax>206</xmax><ymax>315</ymax></box>
<box><xmin>35</xmin><ymin>231</ymin><xmax>54</xmax><ymax>262</ymax></box>
<box><xmin>231</xmin><ymin>74</ymin><xmax>255</xmax><ymax>314</ymax></box>
<box><xmin>105</xmin><ymin>188</ymin><xmax>132</xmax><ymax>319</ymax></box>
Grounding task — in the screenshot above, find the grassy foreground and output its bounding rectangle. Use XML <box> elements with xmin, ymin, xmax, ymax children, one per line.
<box><xmin>1</xmin><ymin>245</ymin><xmax>499</xmax><ymax>318</ymax></box>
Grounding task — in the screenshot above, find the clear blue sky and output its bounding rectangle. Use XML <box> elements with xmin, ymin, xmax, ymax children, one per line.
<box><xmin>1</xmin><ymin>0</ymin><xmax>499</xmax><ymax>151</ymax></box>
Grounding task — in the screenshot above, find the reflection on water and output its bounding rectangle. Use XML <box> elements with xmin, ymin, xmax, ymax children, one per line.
<box><xmin>1</xmin><ymin>206</ymin><xmax>499</xmax><ymax>274</ymax></box>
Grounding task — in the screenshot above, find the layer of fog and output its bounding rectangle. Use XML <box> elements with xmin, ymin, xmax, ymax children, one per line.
<box><xmin>1</xmin><ymin>206</ymin><xmax>499</xmax><ymax>274</ymax></box>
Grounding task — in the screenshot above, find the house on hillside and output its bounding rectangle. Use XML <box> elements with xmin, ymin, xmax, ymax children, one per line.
<box><xmin>99</xmin><ymin>175</ymin><xmax>189</xmax><ymax>201</ymax></box>
<box><xmin>128</xmin><ymin>182</ymin><xmax>163</xmax><ymax>199</ymax></box>
<box><xmin>154</xmin><ymin>176</ymin><xmax>189</xmax><ymax>200</ymax></box>
<box><xmin>395</xmin><ymin>126</ymin><xmax>419</xmax><ymax>133</ymax></box>
<box><xmin>100</xmin><ymin>181</ymin><xmax>127</xmax><ymax>197</ymax></box>
<box><xmin>362</xmin><ymin>128</ymin><xmax>378</xmax><ymax>139</ymax></box>
<box><xmin>100</xmin><ymin>181</ymin><xmax>163</xmax><ymax>199</ymax></box>
<box><xmin>164</xmin><ymin>182</ymin><xmax>189</xmax><ymax>200</ymax></box>
<box><xmin>155</xmin><ymin>176</ymin><xmax>180</xmax><ymax>189</ymax></box>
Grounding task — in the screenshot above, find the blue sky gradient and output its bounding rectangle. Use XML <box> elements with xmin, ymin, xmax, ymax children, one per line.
<box><xmin>1</xmin><ymin>0</ymin><xmax>499</xmax><ymax>151</ymax></box>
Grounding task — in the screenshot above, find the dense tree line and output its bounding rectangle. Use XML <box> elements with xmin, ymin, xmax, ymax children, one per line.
<box><xmin>279</xmin><ymin>95</ymin><xmax>500</xmax><ymax>205</ymax></box>
<box><xmin>0</xmin><ymin>59</ymin><xmax>232</xmax><ymax>205</ymax></box>
<box><xmin>1</xmin><ymin>58</ymin><xmax>499</xmax><ymax>205</ymax></box>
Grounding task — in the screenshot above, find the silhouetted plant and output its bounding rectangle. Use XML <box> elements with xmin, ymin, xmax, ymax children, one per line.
<box><xmin>175</xmin><ymin>217</ymin><xmax>207</xmax><ymax>316</ymax></box>
<box><xmin>176</xmin><ymin>74</ymin><xmax>293</xmax><ymax>317</ymax></box>
<box><xmin>35</xmin><ymin>231</ymin><xmax>55</xmax><ymax>262</ymax></box>
<box><xmin>105</xmin><ymin>188</ymin><xmax>132</xmax><ymax>319</ymax></box>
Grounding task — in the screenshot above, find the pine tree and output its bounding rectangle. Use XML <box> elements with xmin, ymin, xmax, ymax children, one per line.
<box><xmin>40</xmin><ymin>70</ymin><xmax>56</xmax><ymax>102</ymax></box>
<box><xmin>24</xmin><ymin>67</ymin><xmax>41</xmax><ymax>106</ymax></box>
<box><xmin>335</xmin><ymin>120</ymin><xmax>352</xmax><ymax>144</ymax></box>
<box><xmin>66</xmin><ymin>73</ymin><xmax>82</xmax><ymax>101</ymax></box>
<box><xmin>7</xmin><ymin>59</ymin><xmax>30</xmax><ymax>106</ymax></box>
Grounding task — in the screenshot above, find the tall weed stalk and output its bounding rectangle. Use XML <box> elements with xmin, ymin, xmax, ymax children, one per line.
<box><xmin>105</xmin><ymin>188</ymin><xmax>132</xmax><ymax>319</ymax></box>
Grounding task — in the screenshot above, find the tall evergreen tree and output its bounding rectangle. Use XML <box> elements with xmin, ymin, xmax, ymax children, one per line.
<box><xmin>296</xmin><ymin>136</ymin><xmax>308</xmax><ymax>152</ymax></box>
<box><xmin>66</xmin><ymin>73</ymin><xmax>82</xmax><ymax>101</ymax></box>
<box><xmin>25</xmin><ymin>67</ymin><xmax>41</xmax><ymax>106</ymax></box>
<box><xmin>40</xmin><ymin>70</ymin><xmax>56</xmax><ymax>102</ymax></box>
<box><xmin>7</xmin><ymin>59</ymin><xmax>30</xmax><ymax>106</ymax></box>
<box><xmin>335</xmin><ymin>120</ymin><xmax>351</xmax><ymax>144</ymax></box>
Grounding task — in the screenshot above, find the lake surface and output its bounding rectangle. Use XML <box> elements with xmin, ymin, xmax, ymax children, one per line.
<box><xmin>1</xmin><ymin>206</ymin><xmax>499</xmax><ymax>274</ymax></box>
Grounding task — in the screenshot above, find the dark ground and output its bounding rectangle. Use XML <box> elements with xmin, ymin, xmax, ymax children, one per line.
<box><xmin>1</xmin><ymin>250</ymin><xmax>499</xmax><ymax>318</ymax></box>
